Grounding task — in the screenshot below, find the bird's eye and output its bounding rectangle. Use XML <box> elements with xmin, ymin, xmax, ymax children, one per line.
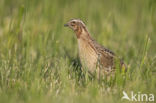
<box><xmin>71</xmin><ymin>21</ymin><xmax>76</xmax><ymax>26</ymax></box>
<box><xmin>72</xmin><ymin>21</ymin><xmax>76</xmax><ymax>24</ymax></box>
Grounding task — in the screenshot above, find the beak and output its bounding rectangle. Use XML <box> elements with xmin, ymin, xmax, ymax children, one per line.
<box><xmin>64</xmin><ymin>23</ymin><xmax>69</xmax><ymax>27</ymax></box>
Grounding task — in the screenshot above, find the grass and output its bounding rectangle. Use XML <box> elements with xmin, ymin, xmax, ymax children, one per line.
<box><xmin>0</xmin><ymin>0</ymin><xmax>156</xmax><ymax>103</ymax></box>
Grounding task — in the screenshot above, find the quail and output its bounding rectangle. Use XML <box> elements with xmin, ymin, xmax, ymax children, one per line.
<box><xmin>64</xmin><ymin>19</ymin><xmax>126</xmax><ymax>78</ymax></box>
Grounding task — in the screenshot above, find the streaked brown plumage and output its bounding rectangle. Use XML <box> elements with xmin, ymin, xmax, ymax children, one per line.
<box><xmin>64</xmin><ymin>19</ymin><xmax>126</xmax><ymax>78</ymax></box>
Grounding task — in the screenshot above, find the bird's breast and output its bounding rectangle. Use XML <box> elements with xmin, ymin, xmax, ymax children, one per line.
<box><xmin>78</xmin><ymin>39</ymin><xmax>98</xmax><ymax>73</ymax></box>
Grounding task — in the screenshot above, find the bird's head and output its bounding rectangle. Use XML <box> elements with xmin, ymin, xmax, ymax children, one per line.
<box><xmin>64</xmin><ymin>19</ymin><xmax>88</xmax><ymax>38</ymax></box>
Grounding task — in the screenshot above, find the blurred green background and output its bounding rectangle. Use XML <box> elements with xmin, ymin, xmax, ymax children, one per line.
<box><xmin>0</xmin><ymin>0</ymin><xmax>156</xmax><ymax>103</ymax></box>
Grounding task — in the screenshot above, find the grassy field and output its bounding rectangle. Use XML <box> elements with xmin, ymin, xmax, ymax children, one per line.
<box><xmin>0</xmin><ymin>0</ymin><xmax>156</xmax><ymax>103</ymax></box>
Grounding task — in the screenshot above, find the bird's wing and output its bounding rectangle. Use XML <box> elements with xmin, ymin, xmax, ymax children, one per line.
<box><xmin>89</xmin><ymin>39</ymin><xmax>127</xmax><ymax>73</ymax></box>
<box><xmin>90</xmin><ymin>39</ymin><xmax>115</xmax><ymax>71</ymax></box>
<box><xmin>97</xmin><ymin>46</ymin><xmax>115</xmax><ymax>72</ymax></box>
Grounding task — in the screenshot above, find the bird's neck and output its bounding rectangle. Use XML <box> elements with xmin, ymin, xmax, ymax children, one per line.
<box><xmin>75</xmin><ymin>27</ymin><xmax>92</xmax><ymax>40</ymax></box>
